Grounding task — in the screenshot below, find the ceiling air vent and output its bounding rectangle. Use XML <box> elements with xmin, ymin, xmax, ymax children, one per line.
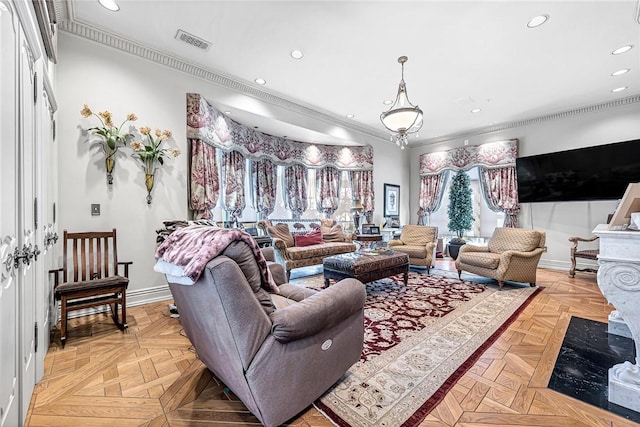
<box><xmin>175</xmin><ymin>30</ymin><xmax>212</xmax><ymax>51</ymax></box>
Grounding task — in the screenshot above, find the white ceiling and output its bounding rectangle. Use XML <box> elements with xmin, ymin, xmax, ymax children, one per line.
<box><xmin>59</xmin><ymin>0</ymin><xmax>640</xmax><ymax>147</ymax></box>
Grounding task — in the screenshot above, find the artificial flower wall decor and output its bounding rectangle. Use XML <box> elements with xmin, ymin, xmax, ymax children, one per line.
<box><xmin>80</xmin><ymin>104</ymin><xmax>137</xmax><ymax>184</ymax></box>
<box><xmin>131</xmin><ymin>127</ymin><xmax>181</xmax><ymax>204</ymax></box>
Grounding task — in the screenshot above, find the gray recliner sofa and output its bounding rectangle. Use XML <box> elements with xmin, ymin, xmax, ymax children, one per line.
<box><xmin>165</xmin><ymin>242</ymin><xmax>366</xmax><ymax>427</ymax></box>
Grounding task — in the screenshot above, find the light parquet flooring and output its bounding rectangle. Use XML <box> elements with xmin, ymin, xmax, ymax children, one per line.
<box><xmin>26</xmin><ymin>263</ymin><xmax>640</xmax><ymax>427</ymax></box>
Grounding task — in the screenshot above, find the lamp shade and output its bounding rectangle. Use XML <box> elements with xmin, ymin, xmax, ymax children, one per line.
<box><xmin>351</xmin><ymin>199</ymin><xmax>364</xmax><ymax>210</ymax></box>
<box><xmin>380</xmin><ymin>56</ymin><xmax>423</xmax><ymax>149</ymax></box>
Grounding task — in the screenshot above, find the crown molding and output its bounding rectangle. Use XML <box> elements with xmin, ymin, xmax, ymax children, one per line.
<box><xmin>56</xmin><ymin>2</ymin><xmax>640</xmax><ymax>150</ymax></box>
<box><xmin>413</xmin><ymin>94</ymin><xmax>640</xmax><ymax>148</ymax></box>
<box><xmin>57</xmin><ymin>18</ymin><xmax>389</xmax><ymax>144</ymax></box>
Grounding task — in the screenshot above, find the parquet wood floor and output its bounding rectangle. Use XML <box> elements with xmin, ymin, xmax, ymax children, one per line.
<box><xmin>26</xmin><ymin>262</ymin><xmax>640</xmax><ymax>426</ymax></box>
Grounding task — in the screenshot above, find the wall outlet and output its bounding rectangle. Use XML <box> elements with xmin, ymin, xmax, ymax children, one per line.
<box><xmin>91</xmin><ymin>204</ymin><xmax>100</xmax><ymax>216</ymax></box>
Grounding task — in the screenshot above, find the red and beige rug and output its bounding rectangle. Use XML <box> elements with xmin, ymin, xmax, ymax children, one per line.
<box><xmin>295</xmin><ymin>271</ymin><xmax>540</xmax><ymax>427</ymax></box>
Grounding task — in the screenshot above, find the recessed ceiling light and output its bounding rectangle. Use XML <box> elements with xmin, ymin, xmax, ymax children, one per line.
<box><xmin>346</xmin><ymin>114</ymin><xmax>355</xmax><ymax>119</ymax></box>
<box><xmin>98</xmin><ymin>0</ymin><xmax>119</xmax><ymax>11</ymax></box>
<box><xmin>488</xmin><ymin>122</ymin><xmax>495</xmax><ymax>125</ymax></box>
<box><xmin>255</xmin><ymin>78</ymin><xmax>266</xmax><ymax>85</ymax></box>
<box><xmin>611</xmin><ymin>69</ymin><xmax>630</xmax><ymax>76</ymax></box>
<box><xmin>223</xmin><ymin>111</ymin><xmax>231</xmax><ymax>115</ymax></box>
<box><xmin>382</xmin><ymin>100</ymin><xmax>393</xmax><ymax>105</ymax></box>
<box><xmin>527</xmin><ymin>14</ymin><xmax>549</xmax><ymax>28</ymax></box>
<box><xmin>612</xmin><ymin>45</ymin><xmax>633</xmax><ymax>55</ymax></box>
<box><xmin>290</xmin><ymin>50</ymin><xmax>304</xmax><ymax>59</ymax></box>
<box><xmin>611</xmin><ymin>86</ymin><xmax>628</xmax><ymax>93</ymax></box>
<box><xmin>471</xmin><ymin>108</ymin><xmax>481</xmax><ymax>113</ymax></box>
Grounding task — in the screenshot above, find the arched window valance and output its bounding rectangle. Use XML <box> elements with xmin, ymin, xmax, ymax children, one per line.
<box><xmin>187</xmin><ymin>93</ymin><xmax>373</xmax><ymax>171</ymax></box>
<box><xmin>419</xmin><ymin>139</ymin><xmax>518</xmax><ymax>176</ymax></box>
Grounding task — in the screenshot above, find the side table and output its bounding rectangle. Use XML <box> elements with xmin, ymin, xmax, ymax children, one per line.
<box><xmin>253</xmin><ymin>235</ymin><xmax>272</xmax><ymax>248</ymax></box>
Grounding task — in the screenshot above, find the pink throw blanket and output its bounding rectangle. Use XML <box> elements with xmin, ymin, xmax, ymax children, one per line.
<box><xmin>155</xmin><ymin>225</ymin><xmax>278</xmax><ymax>292</ymax></box>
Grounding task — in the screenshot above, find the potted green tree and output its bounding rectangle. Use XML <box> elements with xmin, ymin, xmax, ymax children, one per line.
<box><xmin>447</xmin><ymin>170</ymin><xmax>474</xmax><ymax>260</ymax></box>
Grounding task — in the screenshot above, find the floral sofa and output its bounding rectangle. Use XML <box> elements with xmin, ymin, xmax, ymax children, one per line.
<box><xmin>258</xmin><ymin>219</ymin><xmax>356</xmax><ymax>279</ymax></box>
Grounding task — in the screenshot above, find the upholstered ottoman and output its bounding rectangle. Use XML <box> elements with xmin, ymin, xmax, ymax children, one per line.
<box><xmin>323</xmin><ymin>251</ymin><xmax>409</xmax><ymax>288</ymax></box>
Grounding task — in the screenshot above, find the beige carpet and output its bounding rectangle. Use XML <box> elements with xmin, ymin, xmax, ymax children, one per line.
<box><xmin>293</xmin><ymin>270</ymin><xmax>540</xmax><ymax>427</ymax></box>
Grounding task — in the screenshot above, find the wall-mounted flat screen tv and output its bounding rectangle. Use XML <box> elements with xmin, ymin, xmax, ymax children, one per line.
<box><xmin>516</xmin><ymin>139</ymin><xmax>640</xmax><ymax>203</ymax></box>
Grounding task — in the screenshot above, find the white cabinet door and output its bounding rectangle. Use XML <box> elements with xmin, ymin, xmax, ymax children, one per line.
<box><xmin>17</xmin><ymin>29</ymin><xmax>37</xmax><ymax>422</ymax></box>
<box><xmin>0</xmin><ymin>1</ymin><xmax>20</xmax><ymax>426</ymax></box>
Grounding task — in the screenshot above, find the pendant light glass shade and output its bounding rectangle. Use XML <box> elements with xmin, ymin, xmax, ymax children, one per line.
<box><xmin>380</xmin><ymin>56</ymin><xmax>423</xmax><ymax>149</ymax></box>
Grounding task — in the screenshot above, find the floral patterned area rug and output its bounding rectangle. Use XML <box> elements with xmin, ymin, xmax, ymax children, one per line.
<box><xmin>294</xmin><ymin>271</ymin><xmax>540</xmax><ymax>427</ymax></box>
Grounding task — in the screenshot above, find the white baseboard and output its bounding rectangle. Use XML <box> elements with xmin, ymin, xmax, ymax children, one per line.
<box><xmin>59</xmin><ymin>284</ymin><xmax>173</xmax><ymax>321</ymax></box>
<box><xmin>538</xmin><ymin>259</ymin><xmax>598</xmax><ymax>273</ymax></box>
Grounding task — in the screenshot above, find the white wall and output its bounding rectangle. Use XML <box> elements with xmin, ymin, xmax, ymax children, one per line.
<box><xmin>57</xmin><ymin>33</ymin><xmax>408</xmax><ymax>301</ymax></box>
<box><xmin>408</xmin><ymin>100</ymin><xmax>640</xmax><ymax>270</ymax></box>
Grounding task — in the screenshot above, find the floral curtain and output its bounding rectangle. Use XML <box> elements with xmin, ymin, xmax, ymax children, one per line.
<box><xmin>284</xmin><ymin>164</ymin><xmax>308</xmax><ymax>220</ymax></box>
<box><xmin>479</xmin><ymin>166</ymin><xmax>520</xmax><ymax>227</ymax></box>
<box><xmin>251</xmin><ymin>158</ymin><xmax>277</xmax><ymax>219</ymax></box>
<box><xmin>189</xmin><ymin>139</ymin><xmax>219</xmax><ymax>219</ymax></box>
<box><xmin>417</xmin><ymin>172</ymin><xmax>447</xmax><ymax>225</ymax></box>
<box><xmin>221</xmin><ymin>150</ymin><xmax>246</xmax><ymax>221</ymax></box>
<box><xmin>349</xmin><ymin>170</ymin><xmax>375</xmax><ymax>222</ymax></box>
<box><xmin>316</xmin><ymin>167</ymin><xmax>341</xmax><ymax>218</ymax></box>
<box><xmin>188</xmin><ymin>93</ymin><xmax>374</xmax><ymax>171</ymax></box>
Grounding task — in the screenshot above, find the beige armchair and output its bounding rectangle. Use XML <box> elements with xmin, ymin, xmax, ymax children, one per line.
<box><xmin>388</xmin><ymin>225</ymin><xmax>438</xmax><ymax>273</ymax></box>
<box><xmin>455</xmin><ymin>227</ymin><xmax>546</xmax><ymax>289</ymax></box>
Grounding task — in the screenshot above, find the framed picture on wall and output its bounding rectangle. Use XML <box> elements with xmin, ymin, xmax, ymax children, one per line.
<box><xmin>384</xmin><ymin>183</ymin><xmax>400</xmax><ymax>217</ymax></box>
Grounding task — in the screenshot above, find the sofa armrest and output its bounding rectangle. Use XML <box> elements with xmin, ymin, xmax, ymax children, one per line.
<box><xmin>271</xmin><ymin>238</ymin><xmax>292</xmax><ymax>261</ymax></box>
<box><xmin>342</xmin><ymin>232</ymin><xmax>355</xmax><ymax>242</ymax></box>
<box><xmin>269</xmin><ymin>278</ymin><xmax>366</xmax><ymax>343</ymax></box>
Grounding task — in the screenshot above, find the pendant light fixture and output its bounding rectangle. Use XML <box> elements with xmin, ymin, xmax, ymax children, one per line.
<box><xmin>380</xmin><ymin>56</ymin><xmax>423</xmax><ymax>149</ymax></box>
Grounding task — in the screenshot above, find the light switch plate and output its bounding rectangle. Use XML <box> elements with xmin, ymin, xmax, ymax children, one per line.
<box><xmin>91</xmin><ymin>204</ymin><xmax>100</xmax><ymax>216</ymax></box>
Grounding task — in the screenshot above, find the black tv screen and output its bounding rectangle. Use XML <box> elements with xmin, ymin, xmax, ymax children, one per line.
<box><xmin>516</xmin><ymin>139</ymin><xmax>640</xmax><ymax>203</ymax></box>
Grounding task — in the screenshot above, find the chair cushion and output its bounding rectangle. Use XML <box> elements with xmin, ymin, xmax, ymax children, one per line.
<box><xmin>294</xmin><ymin>229</ymin><xmax>323</xmax><ymax>247</ymax></box>
<box><xmin>55</xmin><ymin>276</ymin><xmax>128</xmax><ymax>295</ymax></box>
<box><xmin>488</xmin><ymin>228</ymin><xmax>541</xmax><ymax>253</ymax></box>
<box><xmin>266</xmin><ymin>223</ymin><xmax>294</xmax><ymax>248</ymax></box>
<box><xmin>575</xmin><ymin>249</ymin><xmax>599</xmax><ymax>260</ymax></box>
<box><xmin>458</xmin><ymin>252</ymin><xmax>501</xmax><ymax>270</ymax></box>
<box><xmin>391</xmin><ymin>244</ymin><xmax>427</xmax><ymax>259</ymax></box>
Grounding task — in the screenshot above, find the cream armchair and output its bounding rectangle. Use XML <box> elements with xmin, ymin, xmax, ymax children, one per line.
<box><xmin>388</xmin><ymin>225</ymin><xmax>438</xmax><ymax>273</ymax></box>
<box><xmin>455</xmin><ymin>227</ymin><xmax>546</xmax><ymax>289</ymax></box>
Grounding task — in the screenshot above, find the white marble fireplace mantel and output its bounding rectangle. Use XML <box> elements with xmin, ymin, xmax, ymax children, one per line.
<box><xmin>593</xmin><ymin>224</ymin><xmax>640</xmax><ymax>413</ymax></box>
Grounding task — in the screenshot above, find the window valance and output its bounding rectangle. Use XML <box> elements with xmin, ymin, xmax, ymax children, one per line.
<box><xmin>419</xmin><ymin>139</ymin><xmax>518</xmax><ymax>176</ymax></box>
<box><xmin>187</xmin><ymin>93</ymin><xmax>373</xmax><ymax>171</ymax></box>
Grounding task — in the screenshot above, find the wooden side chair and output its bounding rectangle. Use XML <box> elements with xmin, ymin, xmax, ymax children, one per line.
<box><xmin>568</xmin><ymin>235</ymin><xmax>599</xmax><ymax>278</ymax></box>
<box><xmin>50</xmin><ymin>229</ymin><xmax>132</xmax><ymax>346</ymax></box>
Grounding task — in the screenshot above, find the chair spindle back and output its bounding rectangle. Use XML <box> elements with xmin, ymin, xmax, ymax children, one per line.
<box><xmin>62</xmin><ymin>229</ymin><xmax>119</xmax><ymax>282</ymax></box>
